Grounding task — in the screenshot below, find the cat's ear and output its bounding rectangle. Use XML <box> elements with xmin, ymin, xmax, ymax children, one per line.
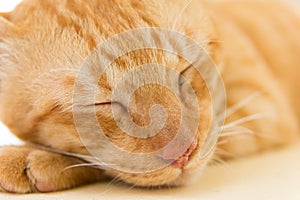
<box><xmin>0</xmin><ymin>12</ymin><xmax>10</xmax><ymax>19</ymax></box>
<box><xmin>0</xmin><ymin>12</ymin><xmax>15</xmax><ymax>36</ymax></box>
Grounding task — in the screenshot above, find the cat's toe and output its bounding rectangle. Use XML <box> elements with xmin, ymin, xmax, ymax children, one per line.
<box><xmin>25</xmin><ymin>165</ymin><xmax>56</xmax><ymax>193</ymax></box>
<box><xmin>0</xmin><ymin>146</ymin><xmax>35</xmax><ymax>193</ymax></box>
<box><xmin>24</xmin><ymin>150</ymin><xmax>67</xmax><ymax>193</ymax></box>
<box><xmin>0</xmin><ymin>146</ymin><xmax>64</xmax><ymax>193</ymax></box>
<box><xmin>34</xmin><ymin>181</ymin><xmax>56</xmax><ymax>193</ymax></box>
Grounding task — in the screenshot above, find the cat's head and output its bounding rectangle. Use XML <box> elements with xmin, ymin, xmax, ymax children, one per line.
<box><xmin>0</xmin><ymin>0</ymin><xmax>224</xmax><ymax>187</ymax></box>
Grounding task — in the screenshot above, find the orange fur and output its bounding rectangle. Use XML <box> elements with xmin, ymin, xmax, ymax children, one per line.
<box><xmin>0</xmin><ymin>0</ymin><xmax>299</xmax><ymax>193</ymax></box>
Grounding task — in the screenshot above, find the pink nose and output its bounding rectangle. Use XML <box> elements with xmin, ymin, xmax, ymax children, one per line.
<box><xmin>159</xmin><ymin>140</ymin><xmax>197</xmax><ymax>169</ymax></box>
<box><xmin>171</xmin><ymin>141</ymin><xmax>197</xmax><ymax>168</ymax></box>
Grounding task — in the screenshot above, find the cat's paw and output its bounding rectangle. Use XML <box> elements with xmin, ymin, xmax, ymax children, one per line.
<box><xmin>0</xmin><ymin>146</ymin><xmax>106</xmax><ymax>193</ymax></box>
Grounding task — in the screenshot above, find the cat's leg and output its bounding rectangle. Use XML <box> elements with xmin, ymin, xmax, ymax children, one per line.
<box><xmin>212</xmin><ymin>15</ymin><xmax>300</xmax><ymax>159</ymax></box>
<box><xmin>0</xmin><ymin>145</ymin><xmax>107</xmax><ymax>193</ymax></box>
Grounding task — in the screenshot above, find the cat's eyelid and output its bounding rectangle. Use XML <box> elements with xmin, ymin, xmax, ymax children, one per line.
<box><xmin>94</xmin><ymin>101</ymin><xmax>125</xmax><ymax>108</ymax></box>
<box><xmin>180</xmin><ymin>64</ymin><xmax>193</xmax><ymax>75</ymax></box>
<box><xmin>94</xmin><ymin>102</ymin><xmax>112</xmax><ymax>106</ymax></box>
<box><xmin>179</xmin><ymin>64</ymin><xmax>193</xmax><ymax>87</ymax></box>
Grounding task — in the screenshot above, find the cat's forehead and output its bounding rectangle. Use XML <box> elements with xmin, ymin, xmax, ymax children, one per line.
<box><xmin>90</xmin><ymin>49</ymin><xmax>190</xmax><ymax>90</ymax></box>
<box><xmin>70</xmin><ymin>48</ymin><xmax>194</xmax><ymax>108</ymax></box>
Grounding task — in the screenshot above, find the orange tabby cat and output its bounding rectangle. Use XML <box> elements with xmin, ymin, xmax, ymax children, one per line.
<box><xmin>0</xmin><ymin>0</ymin><xmax>299</xmax><ymax>193</ymax></box>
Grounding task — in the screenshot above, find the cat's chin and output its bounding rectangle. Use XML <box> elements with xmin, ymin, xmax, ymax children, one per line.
<box><xmin>104</xmin><ymin>149</ymin><xmax>213</xmax><ymax>187</ymax></box>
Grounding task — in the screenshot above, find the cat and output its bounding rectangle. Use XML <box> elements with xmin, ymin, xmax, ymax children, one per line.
<box><xmin>0</xmin><ymin>0</ymin><xmax>299</xmax><ymax>194</ymax></box>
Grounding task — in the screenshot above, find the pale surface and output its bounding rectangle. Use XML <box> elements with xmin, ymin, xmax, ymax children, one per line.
<box><xmin>0</xmin><ymin>126</ymin><xmax>299</xmax><ymax>200</ymax></box>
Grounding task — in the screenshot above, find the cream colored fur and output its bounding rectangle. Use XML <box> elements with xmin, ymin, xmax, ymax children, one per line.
<box><xmin>0</xmin><ymin>0</ymin><xmax>299</xmax><ymax>193</ymax></box>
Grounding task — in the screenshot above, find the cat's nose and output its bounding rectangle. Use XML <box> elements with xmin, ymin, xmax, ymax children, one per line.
<box><xmin>159</xmin><ymin>140</ymin><xmax>197</xmax><ymax>169</ymax></box>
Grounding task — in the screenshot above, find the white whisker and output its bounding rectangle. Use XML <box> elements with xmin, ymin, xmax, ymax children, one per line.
<box><xmin>222</xmin><ymin>125</ymin><xmax>253</xmax><ymax>132</ymax></box>
<box><xmin>220</xmin><ymin>129</ymin><xmax>254</xmax><ymax>137</ymax></box>
<box><xmin>29</xmin><ymin>143</ymin><xmax>115</xmax><ymax>169</ymax></box>
<box><xmin>209</xmin><ymin>157</ymin><xmax>229</xmax><ymax>169</ymax></box>
<box><xmin>63</xmin><ymin>163</ymin><xmax>103</xmax><ymax>171</ymax></box>
<box><xmin>222</xmin><ymin>113</ymin><xmax>266</xmax><ymax>130</ymax></box>
<box><xmin>253</xmin><ymin>131</ymin><xmax>280</xmax><ymax>141</ymax></box>
<box><xmin>226</xmin><ymin>92</ymin><xmax>261</xmax><ymax>117</ymax></box>
<box><xmin>171</xmin><ymin>0</ymin><xmax>193</xmax><ymax>30</ymax></box>
<box><xmin>217</xmin><ymin>139</ymin><xmax>229</xmax><ymax>145</ymax></box>
<box><xmin>99</xmin><ymin>174</ymin><xmax>123</xmax><ymax>196</ymax></box>
<box><xmin>214</xmin><ymin>148</ymin><xmax>235</xmax><ymax>158</ymax></box>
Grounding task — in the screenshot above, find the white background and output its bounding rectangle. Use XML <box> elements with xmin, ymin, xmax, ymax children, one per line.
<box><xmin>0</xmin><ymin>0</ymin><xmax>22</xmax><ymax>12</ymax></box>
<box><xmin>0</xmin><ymin>0</ymin><xmax>29</xmax><ymax>146</ymax></box>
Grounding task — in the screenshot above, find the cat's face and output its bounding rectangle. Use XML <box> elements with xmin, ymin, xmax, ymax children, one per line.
<box><xmin>0</xmin><ymin>0</ymin><xmax>222</xmax><ymax>187</ymax></box>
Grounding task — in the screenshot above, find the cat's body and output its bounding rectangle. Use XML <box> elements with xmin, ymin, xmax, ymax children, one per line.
<box><xmin>0</xmin><ymin>0</ymin><xmax>299</xmax><ymax>193</ymax></box>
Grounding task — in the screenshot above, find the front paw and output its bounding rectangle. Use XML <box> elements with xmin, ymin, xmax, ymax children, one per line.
<box><xmin>0</xmin><ymin>146</ymin><xmax>106</xmax><ymax>193</ymax></box>
<box><xmin>0</xmin><ymin>146</ymin><xmax>36</xmax><ymax>193</ymax></box>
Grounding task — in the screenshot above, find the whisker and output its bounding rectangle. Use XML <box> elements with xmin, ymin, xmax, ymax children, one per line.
<box><xmin>217</xmin><ymin>139</ymin><xmax>229</xmax><ymax>145</ymax></box>
<box><xmin>214</xmin><ymin>148</ymin><xmax>235</xmax><ymax>158</ymax></box>
<box><xmin>226</xmin><ymin>92</ymin><xmax>261</xmax><ymax>117</ymax></box>
<box><xmin>29</xmin><ymin>143</ymin><xmax>116</xmax><ymax>169</ymax></box>
<box><xmin>219</xmin><ymin>125</ymin><xmax>279</xmax><ymax>144</ymax></box>
<box><xmin>127</xmin><ymin>182</ymin><xmax>138</xmax><ymax>192</ymax></box>
<box><xmin>222</xmin><ymin>125</ymin><xmax>252</xmax><ymax>132</ymax></box>
<box><xmin>209</xmin><ymin>157</ymin><xmax>230</xmax><ymax>169</ymax></box>
<box><xmin>183</xmin><ymin>29</ymin><xmax>225</xmax><ymax>43</ymax></box>
<box><xmin>63</xmin><ymin>163</ymin><xmax>104</xmax><ymax>171</ymax></box>
<box><xmin>252</xmin><ymin>131</ymin><xmax>280</xmax><ymax>141</ymax></box>
<box><xmin>99</xmin><ymin>174</ymin><xmax>123</xmax><ymax>195</ymax></box>
<box><xmin>108</xmin><ymin>174</ymin><xmax>122</xmax><ymax>186</ymax></box>
<box><xmin>171</xmin><ymin>0</ymin><xmax>193</xmax><ymax>30</ymax></box>
<box><xmin>220</xmin><ymin>130</ymin><xmax>253</xmax><ymax>138</ymax></box>
<box><xmin>222</xmin><ymin>113</ymin><xmax>266</xmax><ymax>130</ymax></box>
<box><xmin>220</xmin><ymin>126</ymin><xmax>254</xmax><ymax>137</ymax></box>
